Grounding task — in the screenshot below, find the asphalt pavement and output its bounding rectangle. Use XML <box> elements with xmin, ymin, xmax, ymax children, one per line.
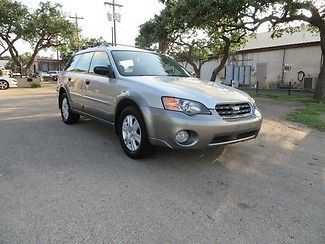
<box><xmin>0</xmin><ymin>85</ymin><xmax>324</xmax><ymax>243</ymax></box>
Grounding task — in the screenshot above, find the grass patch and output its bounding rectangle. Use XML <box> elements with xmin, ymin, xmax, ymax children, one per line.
<box><xmin>287</xmin><ymin>103</ymin><xmax>325</xmax><ymax>131</ymax></box>
<box><xmin>249</xmin><ymin>91</ymin><xmax>325</xmax><ymax>131</ymax></box>
<box><xmin>250</xmin><ymin>92</ymin><xmax>314</xmax><ymax>103</ymax></box>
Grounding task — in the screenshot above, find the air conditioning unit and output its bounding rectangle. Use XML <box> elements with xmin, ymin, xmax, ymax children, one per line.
<box><xmin>303</xmin><ymin>77</ymin><xmax>317</xmax><ymax>90</ymax></box>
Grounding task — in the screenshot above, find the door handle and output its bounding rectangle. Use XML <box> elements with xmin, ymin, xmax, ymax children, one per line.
<box><xmin>85</xmin><ymin>80</ymin><xmax>91</xmax><ymax>85</ymax></box>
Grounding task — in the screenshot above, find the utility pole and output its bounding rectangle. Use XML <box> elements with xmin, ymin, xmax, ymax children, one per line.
<box><xmin>69</xmin><ymin>13</ymin><xmax>84</xmax><ymax>49</ymax></box>
<box><xmin>104</xmin><ymin>1</ymin><xmax>123</xmax><ymax>46</ymax></box>
<box><xmin>69</xmin><ymin>13</ymin><xmax>84</xmax><ymax>27</ymax></box>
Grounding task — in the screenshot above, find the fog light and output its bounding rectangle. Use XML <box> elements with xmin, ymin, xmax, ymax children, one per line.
<box><xmin>176</xmin><ymin>130</ymin><xmax>189</xmax><ymax>143</ymax></box>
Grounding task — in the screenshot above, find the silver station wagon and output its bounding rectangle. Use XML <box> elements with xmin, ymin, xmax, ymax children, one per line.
<box><xmin>57</xmin><ymin>46</ymin><xmax>262</xmax><ymax>159</ymax></box>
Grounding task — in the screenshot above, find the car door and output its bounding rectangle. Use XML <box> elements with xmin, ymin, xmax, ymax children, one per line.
<box><xmin>83</xmin><ymin>51</ymin><xmax>115</xmax><ymax>122</ymax></box>
<box><xmin>62</xmin><ymin>54</ymin><xmax>84</xmax><ymax>110</ymax></box>
<box><xmin>69</xmin><ymin>52</ymin><xmax>95</xmax><ymax>111</ymax></box>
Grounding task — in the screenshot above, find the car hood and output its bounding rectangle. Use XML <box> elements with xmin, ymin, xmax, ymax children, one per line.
<box><xmin>124</xmin><ymin>76</ymin><xmax>252</xmax><ymax>109</ymax></box>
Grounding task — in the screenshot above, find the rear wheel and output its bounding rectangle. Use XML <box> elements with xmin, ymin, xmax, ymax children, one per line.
<box><xmin>60</xmin><ymin>93</ymin><xmax>80</xmax><ymax>124</ymax></box>
<box><xmin>118</xmin><ymin>106</ymin><xmax>152</xmax><ymax>159</ymax></box>
<box><xmin>0</xmin><ymin>80</ymin><xmax>9</xmax><ymax>90</ymax></box>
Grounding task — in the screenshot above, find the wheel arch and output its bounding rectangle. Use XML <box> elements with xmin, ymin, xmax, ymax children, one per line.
<box><xmin>114</xmin><ymin>98</ymin><xmax>141</xmax><ymax>134</ymax></box>
<box><xmin>114</xmin><ymin>91</ymin><xmax>156</xmax><ymax>137</ymax></box>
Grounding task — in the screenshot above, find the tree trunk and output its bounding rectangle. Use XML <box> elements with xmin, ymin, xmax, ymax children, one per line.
<box><xmin>314</xmin><ymin>28</ymin><xmax>325</xmax><ymax>101</ymax></box>
<box><xmin>25</xmin><ymin>49</ymin><xmax>40</xmax><ymax>74</ymax></box>
<box><xmin>210</xmin><ymin>36</ymin><xmax>230</xmax><ymax>82</ymax></box>
<box><xmin>0</xmin><ymin>46</ymin><xmax>8</xmax><ymax>58</ymax></box>
<box><xmin>193</xmin><ymin>65</ymin><xmax>200</xmax><ymax>78</ymax></box>
<box><xmin>159</xmin><ymin>39</ymin><xmax>169</xmax><ymax>53</ymax></box>
<box><xmin>6</xmin><ymin>42</ymin><xmax>21</xmax><ymax>68</ymax></box>
<box><xmin>187</xmin><ymin>60</ymin><xmax>200</xmax><ymax>78</ymax></box>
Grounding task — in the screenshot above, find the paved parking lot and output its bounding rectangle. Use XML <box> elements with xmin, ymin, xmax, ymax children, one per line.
<box><xmin>0</xmin><ymin>85</ymin><xmax>324</xmax><ymax>243</ymax></box>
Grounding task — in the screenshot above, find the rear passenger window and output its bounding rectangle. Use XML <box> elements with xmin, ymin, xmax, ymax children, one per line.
<box><xmin>89</xmin><ymin>52</ymin><xmax>111</xmax><ymax>74</ymax></box>
<box><xmin>65</xmin><ymin>55</ymin><xmax>81</xmax><ymax>72</ymax></box>
<box><xmin>75</xmin><ymin>52</ymin><xmax>94</xmax><ymax>73</ymax></box>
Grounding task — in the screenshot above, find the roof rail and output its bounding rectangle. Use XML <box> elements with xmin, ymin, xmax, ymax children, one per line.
<box><xmin>115</xmin><ymin>43</ymin><xmax>158</xmax><ymax>52</ymax></box>
<box><xmin>81</xmin><ymin>41</ymin><xmax>112</xmax><ymax>50</ymax></box>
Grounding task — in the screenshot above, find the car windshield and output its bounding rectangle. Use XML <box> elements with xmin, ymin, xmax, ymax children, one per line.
<box><xmin>111</xmin><ymin>50</ymin><xmax>190</xmax><ymax>77</ymax></box>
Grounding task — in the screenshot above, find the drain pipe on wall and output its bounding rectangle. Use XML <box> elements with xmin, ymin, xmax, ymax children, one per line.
<box><xmin>281</xmin><ymin>49</ymin><xmax>286</xmax><ymax>85</ymax></box>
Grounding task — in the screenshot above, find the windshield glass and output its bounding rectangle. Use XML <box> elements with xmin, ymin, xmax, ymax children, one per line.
<box><xmin>111</xmin><ymin>50</ymin><xmax>190</xmax><ymax>77</ymax></box>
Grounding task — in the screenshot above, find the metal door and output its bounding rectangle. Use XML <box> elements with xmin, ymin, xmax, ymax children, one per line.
<box><xmin>256</xmin><ymin>63</ymin><xmax>267</xmax><ymax>86</ymax></box>
<box><xmin>225</xmin><ymin>65</ymin><xmax>234</xmax><ymax>85</ymax></box>
<box><xmin>239</xmin><ymin>66</ymin><xmax>245</xmax><ymax>85</ymax></box>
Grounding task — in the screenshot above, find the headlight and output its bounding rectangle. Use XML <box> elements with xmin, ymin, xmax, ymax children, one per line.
<box><xmin>161</xmin><ymin>97</ymin><xmax>211</xmax><ymax>115</ymax></box>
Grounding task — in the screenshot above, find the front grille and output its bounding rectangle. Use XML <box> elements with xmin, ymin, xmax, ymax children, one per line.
<box><xmin>215</xmin><ymin>103</ymin><xmax>251</xmax><ymax>119</ymax></box>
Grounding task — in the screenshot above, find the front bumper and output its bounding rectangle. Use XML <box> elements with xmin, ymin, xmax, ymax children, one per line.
<box><xmin>143</xmin><ymin>107</ymin><xmax>262</xmax><ymax>149</ymax></box>
<box><xmin>10</xmin><ymin>82</ymin><xmax>18</xmax><ymax>88</ymax></box>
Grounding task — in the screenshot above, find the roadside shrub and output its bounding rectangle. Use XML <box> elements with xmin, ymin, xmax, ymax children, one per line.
<box><xmin>31</xmin><ymin>82</ymin><xmax>42</xmax><ymax>88</ymax></box>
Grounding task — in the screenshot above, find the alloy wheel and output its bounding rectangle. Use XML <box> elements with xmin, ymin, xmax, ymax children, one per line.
<box><xmin>61</xmin><ymin>97</ymin><xmax>70</xmax><ymax>121</ymax></box>
<box><xmin>0</xmin><ymin>80</ymin><xmax>9</xmax><ymax>90</ymax></box>
<box><xmin>122</xmin><ymin>115</ymin><xmax>142</xmax><ymax>152</ymax></box>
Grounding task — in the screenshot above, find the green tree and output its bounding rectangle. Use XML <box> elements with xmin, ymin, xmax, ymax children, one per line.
<box><xmin>0</xmin><ymin>0</ymin><xmax>29</xmax><ymax>65</ymax></box>
<box><xmin>162</xmin><ymin>0</ymin><xmax>324</xmax><ymax>100</ymax></box>
<box><xmin>136</xmin><ymin>3</ymin><xmax>247</xmax><ymax>80</ymax></box>
<box><xmin>59</xmin><ymin>36</ymin><xmax>106</xmax><ymax>65</ymax></box>
<box><xmin>5</xmin><ymin>53</ymin><xmax>32</xmax><ymax>72</ymax></box>
<box><xmin>135</xmin><ymin>8</ymin><xmax>176</xmax><ymax>53</ymax></box>
<box><xmin>0</xmin><ymin>0</ymin><xmax>78</xmax><ymax>74</ymax></box>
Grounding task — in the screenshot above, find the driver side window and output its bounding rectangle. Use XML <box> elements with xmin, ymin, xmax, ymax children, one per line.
<box><xmin>89</xmin><ymin>52</ymin><xmax>111</xmax><ymax>75</ymax></box>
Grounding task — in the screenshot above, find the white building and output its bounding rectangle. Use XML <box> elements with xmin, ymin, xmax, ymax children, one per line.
<box><xmin>187</xmin><ymin>30</ymin><xmax>322</xmax><ymax>89</ymax></box>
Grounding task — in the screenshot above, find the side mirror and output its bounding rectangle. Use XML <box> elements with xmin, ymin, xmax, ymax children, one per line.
<box><xmin>94</xmin><ymin>66</ymin><xmax>115</xmax><ymax>78</ymax></box>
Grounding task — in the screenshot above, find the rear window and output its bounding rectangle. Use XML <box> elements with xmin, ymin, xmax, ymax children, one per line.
<box><xmin>75</xmin><ymin>52</ymin><xmax>94</xmax><ymax>73</ymax></box>
<box><xmin>65</xmin><ymin>55</ymin><xmax>81</xmax><ymax>72</ymax></box>
<box><xmin>65</xmin><ymin>52</ymin><xmax>94</xmax><ymax>73</ymax></box>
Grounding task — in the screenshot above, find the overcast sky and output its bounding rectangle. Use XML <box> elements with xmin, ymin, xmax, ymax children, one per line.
<box><xmin>9</xmin><ymin>0</ymin><xmax>324</xmax><ymax>57</ymax></box>
<box><xmin>16</xmin><ymin>0</ymin><xmax>164</xmax><ymax>56</ymax></box>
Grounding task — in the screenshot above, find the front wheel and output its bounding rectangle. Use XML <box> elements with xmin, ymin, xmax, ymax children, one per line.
<box><xmin>118</xmin><ymin>106</ymin><xmax>153</xmax><ymax>159</ymax></box>
<box><xmin>60</xmin><ymin>93</ymin><xmax>80</xmax><ymax>124</ymax></box>
<box><xmin>0</xmin><ymin>80</ymin><xmax>9</xmax><ymax>90</ymax></box>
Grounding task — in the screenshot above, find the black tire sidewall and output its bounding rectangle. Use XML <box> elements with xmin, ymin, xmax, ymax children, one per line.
<box><xmin>60</xmin><ymin>93</ymin><xmax>70</xmax><ymax>123</ymax></box>
<box><xmin>118</xmin><ymin>106</ymin><xmax>152</xmax><ymax>159</ymax></box>
<box><xmin>60</xmin><ymin>93</ymin><xmax>79</xmax><ymax>124</ymax></box>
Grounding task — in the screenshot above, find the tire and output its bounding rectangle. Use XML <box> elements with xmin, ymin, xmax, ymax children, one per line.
<box><xmin>60</xmin><ymin>93</ymin><xmax>80</xmax><ymax>124</ymax></box>
<box><xmin>118</xmin><ymin>106</ymin><xmax>153</xmax><ymax>159</ymax></box>
<box><xmin>0</xmin><ymin>80</ymin><xmax>9</xmax><ymax>90</ymax></box>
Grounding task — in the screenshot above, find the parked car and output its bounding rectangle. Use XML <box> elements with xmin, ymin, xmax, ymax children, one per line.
<box><xmin>49</xmin><ymin>71</ymin><xmax>60</xmax><ymax>81</ymax></box>
<box><xmin>33</xmin><ymin>71</ymin><xmax>52</xmax><ymax>80</ymax></box>
<box><xmin>57</xmin><ymin>46</ymin><xmax>262</xmax><ymax>159</ymax></box>
<box><xmin>0</xmin><ymin>76</ymin><xmax>18</xmax><ymax>90</ymax></box>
